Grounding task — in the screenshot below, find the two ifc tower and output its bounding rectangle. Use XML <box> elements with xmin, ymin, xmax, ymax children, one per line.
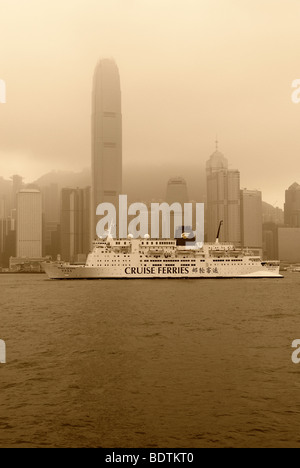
<box><xmin>92</xmin><ymin>58</ymin><xmax>122</xmax><ymax>236</ymax></box>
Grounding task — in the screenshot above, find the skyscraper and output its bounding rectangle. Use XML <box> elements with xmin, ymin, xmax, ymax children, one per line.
<box><xmin>16</xmin><ymin>189</ymin><xmax>42</xmax><ymax>258</ymax></box>
<box><xmin>166</xmin><ymin>177</ymin><xmax>189</xmax><ymax>206</ymax></box>
<box><xmin>41</xmin><ymin>183</ymin><xmax>60</xmax><ymax>258</ymax></box>
<box><xmin>165</xmin><ymin>177</ymin><xmax>190</xmax><ymax>239</ymax></box>
<box><xmin>240</xmin><ymin>189</ymin><xmax>263</xmax><ymax>251</ymax></box>
<box><xmin>92</xmin><ymin>59</ymin><xmax>122</xmax><ymax>239</ymax></box>
<box><xmin>60</xmin><ymin>187</ymin><xmax>91</xmax><ymax>263</ymax></box>
<box><xmin>206</xmin><ymin>143</ymin><xmax>241</xmax><ymax>245</ymax></box>
<box><xmin>11</xmin><ymin>175</ymin><xmax>23</xmax><ymax>210</ymax></box>
<box><xmin>0</xmin><ymin>177</ymin><xmax>13</xmax><ymax>218</ymax></box>
<box><xmin>284</xmin><ymin>182</ymin><xmax>300</xmax><ymax>227</ymax></box>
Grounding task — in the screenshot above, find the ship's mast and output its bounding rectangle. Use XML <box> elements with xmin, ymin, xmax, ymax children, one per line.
<box><xmin>216</xmin><ymin>220</ymin><xmax>223</xmax><ymax>244</ymax></box>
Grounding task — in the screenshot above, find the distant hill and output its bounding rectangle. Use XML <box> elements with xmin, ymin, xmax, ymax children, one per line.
<box><xmin>34</xmin><ymin>168</ymin><xmax>91</xmax><ymax>189</ymax></box>
<box><xmin>262</xmin><ymin>201</ymin><xmax>284</xmax><ymax>224</ymax></box>
<box><xmin>33</xmin><ymin>163</ymin><xmax>207</xmax><ymax>203</ymax></box>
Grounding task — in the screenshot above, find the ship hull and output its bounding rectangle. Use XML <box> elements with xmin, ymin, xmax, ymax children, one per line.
<box><xmin>43</xmin><ymin>263</ymin><xmax>283</xmax><ymax>280</ymax></box>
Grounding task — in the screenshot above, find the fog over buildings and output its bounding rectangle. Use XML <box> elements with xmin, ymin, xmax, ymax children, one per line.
<box><xmin>1</xmin><ymin>0</ymin><xmax>300</xmax><ymax>267</ymax></box>
<box><xmin>1</xmin><ymin>0</ymin><xmax>300</xmax><ymax>207</ymax></box>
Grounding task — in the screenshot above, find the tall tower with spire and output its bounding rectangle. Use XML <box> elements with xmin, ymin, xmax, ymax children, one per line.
<box><xmin>206</xmin><ymin>141</ymin><xmax>241</xmax><ymax>245</ymax></box>
<box><xmin>91</xmin><ymin>59</ymin><xmax>122</xmax><ymax>239</ymax></box>
<box><xmin>215</xmin><ymin>136</ymin><xmax>219</xmax><ymax>151</ymax></box>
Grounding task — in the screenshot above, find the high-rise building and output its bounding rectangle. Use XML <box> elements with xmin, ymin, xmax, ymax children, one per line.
<box><xmin>240</xmin><ymin>189</ymin><xmax>262</xmax><ymax>251</ymax></box>
<box><xmin>166</xmin><ymin>177</ymin><xmax>189</xmax><ymax>206</ymax></box>
<box><xmin>206</xmin><ymin>143</ymin><xmax>241</xmax><ymax>245</ymax></box>
<box><xmin>165</xmin><ymin>177</ymin><xmax>190</xmax><ymax>238</ymax></box>
<box><xmin>11</xmin><ymin>175</ymin><xmax>23</xmax><ymax>210</ymax></box>
<box><xmin>42</xmin><ymin>183</ymin><xmax>60</xmax><ymax>224</ymax></box>
<box><xmin>0</xmin><ymin>177</ymin><xmax>12</xmax><ymax>218</ymax></box>
<box><xmin>284</xmin><ymin>182</ymin><xmax>300</xmax><ymax>227</ymax></box>
<box><xmin>0</xmin><ymin>198</ymin><xmax>5</xmax><ymax>219</ymax></box>
<box><xmin>16</xmin><ymin>189</ymin><xmax>42</xmax><ymax>258</ymax></box>
<box><xmin>0</xmin><ymin>212</ymin><xmax>16</xmax><ymax>265</ymax></box>
<box><xmin>278</xmin><ymin>227</ymin><xmax>300</xmax><ymax>263</ymax></box>
<box><xmin>41</xmin><ymin>183</ymin><xmax>60</xmax><ymax>258</ymax></box>
<box><xmin>60</xmin><ymin>187</ymin><xmax>91</xmax><ymax>263</ymax></box>
<box><xmin>263</xmin><ymin>222</ymin><xmax>279</xmax><ymax>260</ymax></box>
<box><xmin>92</xmin><ymin>59</ymin><xmax>122</xmax><ymax>239</ymax></box>
<box><xmin>0</xmin><ymin>216</ymin><xmax>14</xmax><ymax>267</ymax></box>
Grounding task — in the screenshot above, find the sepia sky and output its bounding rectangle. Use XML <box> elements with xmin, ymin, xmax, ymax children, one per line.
<box><xmin>1</xmin><ymin>0</ymin><xmax>300</xmax><ymax>207</ymax></box>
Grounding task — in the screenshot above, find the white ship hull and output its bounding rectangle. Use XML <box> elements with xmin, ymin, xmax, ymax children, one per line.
<box><xmin>43</xmin><ymin>236</ymin><xmax>282</xmax><ymax>280</ymax></box>
<box><xmin>43</xmin><ymin>262</ymin><xmax>282</xmax><ymax>280</ymax></box>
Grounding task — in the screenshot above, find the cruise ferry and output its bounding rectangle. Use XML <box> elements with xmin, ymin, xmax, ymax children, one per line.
<box><xmin>43</xmin><ymin>227</ymin><xmax>282</xmax><ymax>280</ymax></box>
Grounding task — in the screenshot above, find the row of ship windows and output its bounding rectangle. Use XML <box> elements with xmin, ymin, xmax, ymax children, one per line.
<box><xmin>93</xmin><ymin>259</ymin><xmax>205</xmax><ymax>264</ymax></box>
<box><xmin>93</xmin><ymin>257</ymin><xmax>255</xmax><ymax>264</ymax></box>
<box><xmin>143</xmin><ymin>259</ymin><xmax>198</xmax><ymax>263</ymax></box>
<box><xmin>113</xmin><ymin>241</ymin><xmax>175</xmax><ymax>246</ymax></box>
<box><xmin>213</xmin><ymin>259</ymin><xmax>243</xmax><ymax>262</ymax></box>
<box><xmin>95</xmin><ymin>254</ymin><xmax>131</xmax><ymax>258</ymax></box>
<box><xmin>95</xmin><ymin>256</ymin><xmax>201</xmax><ymax>262</ymax></box>
<box><xmin>140</xmin><ymin>242</ymin><xmax>174</xmax><ymax>246</ymax></box>
<box><xmin>93</xmin><ymin>261</ymin><xmax>258</xmax><ymax>266</ymax></box>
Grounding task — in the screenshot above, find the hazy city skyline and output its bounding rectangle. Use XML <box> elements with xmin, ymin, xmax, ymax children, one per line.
<box><xmin>1</xmin><ymin>0</ymin><xmax>300</xmax><ymax>208</ymax></box>
<box><xmin>2</xmin><ymin>1</ymin><xmax>300</xmax><ymax>451</ymax></box>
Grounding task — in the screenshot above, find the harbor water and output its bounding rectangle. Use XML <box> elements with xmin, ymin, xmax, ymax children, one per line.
<box><xmin>0</xmin><ymin>273</ymin><xmax>300</xmax><ymax>448</ymax></box>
